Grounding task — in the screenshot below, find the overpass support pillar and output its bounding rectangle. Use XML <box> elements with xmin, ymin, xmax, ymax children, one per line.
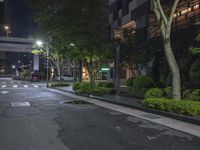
<box><xmin>33</xmin><ymin>54</ymin><xmax>39</xmax><ymax>71</ymax></box>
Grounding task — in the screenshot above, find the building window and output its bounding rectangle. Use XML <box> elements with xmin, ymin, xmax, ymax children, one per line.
<box><xmin>149</xmin><ymin>0</ymin><xmax>200</xmax><ymax>38</ymax></box>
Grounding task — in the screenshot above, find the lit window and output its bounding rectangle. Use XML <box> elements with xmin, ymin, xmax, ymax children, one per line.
<box><xmin>181</xmin><ymin>9</ymin><xmax>188</xmax><ymax>15</ymax></box>
<box><xmin>188</xmin><ymin>7</ymin><xmax>192</xmax><ymax>12</ymax></box>
<box><xmin>194</xmin><ymin>4</ymin><xmax>199</xmax><ymax>10</ymax></box>
<box><xmin>173</xmin><ymin>13</ymin><xmax>177</xmax><ymax>18</ymax></box>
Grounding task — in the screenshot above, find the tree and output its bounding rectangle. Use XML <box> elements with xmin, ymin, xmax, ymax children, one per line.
<box><xmin>152</xmin><ymin>0</ymin><xmax>181</xmax><ymax>99</ymax></box>
<box><xmin>191</xmin><ymin>21</ymin><xmax>200</xmax><ymax>54</ymax></box>
<box><xmin>28</xmin><ymin>0</ymin><xmax>110</xmax><ymax>84</ymax></box>
<box><xmin>117</xmin><ymin>28</ymin><xmax>155</xmax><ymax>76</ymax></box>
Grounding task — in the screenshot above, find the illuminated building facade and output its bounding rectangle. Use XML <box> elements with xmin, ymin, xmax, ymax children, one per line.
<box><xmin>108</xmin><ymin>0</ymin><xmax>200</xmax><ymax>83</ymax></box>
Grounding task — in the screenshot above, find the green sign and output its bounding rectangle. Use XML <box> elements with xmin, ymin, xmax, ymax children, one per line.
<box><xmin>101</xmin><ymin>68</ymin><xmax>110</xmax><ymax>71</ymax></box>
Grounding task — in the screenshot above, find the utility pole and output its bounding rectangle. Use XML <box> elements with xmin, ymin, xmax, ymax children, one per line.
<box><xmin>46</xmin><ymin>46</ymin><xmax>49</xmax><ymax>88</ymax></box>
<box><xmin>115</xmin><ymin>44</ymin><xmax>120</xmax><ymax>96</ymax></box>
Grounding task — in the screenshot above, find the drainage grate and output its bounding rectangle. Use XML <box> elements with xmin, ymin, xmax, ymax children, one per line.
<box><xmin>140</xmin><ymin>114</ymin><xmax>161</xmax><ymax>119</ymax></box>
<box><xmin>61</xmin><ymin>100</ymin><xmax>90</xmax><ymax>105</ymax></box>
<box><xmin>11</xmin><ymin>102</ymin><xmax>31</xmax><ymax>107</ymax></box>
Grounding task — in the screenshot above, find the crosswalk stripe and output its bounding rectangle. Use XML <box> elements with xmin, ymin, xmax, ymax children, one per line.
<box><xmin>33</xmin><ymin>85</ymin><xmax>39</xmax><ymax>88</ymax></box>
<box><xmin>24</xmin><ymin>85</ymin><xmax>28</xmax><ymax>88</ymax></box>
<box><xmin>13</xmin><ymin>85</ymin><xmax>18</xmax><ymax>88</ymax></box>
<box><xmin>1</xmin><ymin>85</ymin><xmax>6</xmax><ymax>88</ymax></box>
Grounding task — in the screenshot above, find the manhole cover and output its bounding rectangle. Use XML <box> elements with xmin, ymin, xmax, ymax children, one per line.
<box><xmin>11</xmin><ymin>102</ymin><xmax>31</xmax><ymax>107</ymax></box>
<box><xmin>140</xmin><ymin>114</ymin><xmax>161</xmax><ymax>119</ymax></box>
<box><xmin>61</xmin><ymin>100</ymin><xmax>90</xmax><ymax>105</ymax></box>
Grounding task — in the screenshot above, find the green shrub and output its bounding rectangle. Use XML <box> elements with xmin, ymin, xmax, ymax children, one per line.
<box><xmin>72</xmin><ymin>82</ymin><xmax>81</xmax><ymax>91</ymax></box>
<box><xmin>145</xmin><ymin>88</ymin><xmax>163</xmax><ymax>99</ymax></box>
<box><xmin>125</xmin><ymin>77</ymin><xmax>134</xmax><ymax>87</ymax></box>
<box><xmin>183</xmin><ymin>89</ymin><xmax>200</xmax><ymax>101</ymax></box>
<box><xmin>190</xmin><ymin>60</ymin><xmax>200</xmax><ymax>88</ymax></box>
<box><xmin>104</xmin><ymin>82</ymin><xmax>114</xmax><ymax>88</ymax></box>
<box><xmin>133</xmin><ymin>75</ymin><xmax>154</xmax><ymax>93</ymax></box>
<box><xmin>143</xmin><ymin>98</ymin><xmax>200</xmax><ymax>116</ymax></box>
<box><xmin>79</xmin><ymin>83</ymin><xmax>95</xmax><ymax>94</ymax></box>
<box><xmin>163</xmin><ymin>87</ymin><xmax>172</xmax><ymax>98</ymax></box>
<box><xmin>51</xmin><ymin>83</ymin><xmax>69</xmax><ymax>88</ymax></box>
<box><xmin>97</xmin><ymin>82</ymin><xmax>106</xmax><ymax>87</ymax></box>
<box><xmin>93</xmin><ymin>87</ymin><xmax>111</xmax><ymax>95</ymax></box>
<box><xmin>97</xmin><ymin>82</ymin><xmax>114</xmax><ymax>88</ymax></box>
<box><xmin>21</xmin><ymin>70</ymin><xmax>30</xmax><ymax>81</ymax></box>
<box><xmin>183</xmin><ymin>89</ymin><xmax>191</xmax><ymax>99</ymax></box>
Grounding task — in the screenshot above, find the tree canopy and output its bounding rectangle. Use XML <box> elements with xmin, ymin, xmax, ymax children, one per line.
<box><xmin>28</xmin><ymin>0</ymin><xmax>111</xmax><ymax>82</ymax></box>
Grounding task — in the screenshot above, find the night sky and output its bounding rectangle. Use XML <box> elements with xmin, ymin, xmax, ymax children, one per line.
<box><xmin>11</xmin><ymin>0</ymin><xmax>36</xmax><ymax>38</ymax></box>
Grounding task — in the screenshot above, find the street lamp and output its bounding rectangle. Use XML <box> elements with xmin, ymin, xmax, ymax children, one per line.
<box><xmin>35</xmin><ymin>40</ymin><xmax>49</xmax><ymax>88</ymax></box>
<box><xmin>12</xmin><ymin>65</ymin><xmax>16</xmax><ymax>69</ymax></box>
<box><xmin>4</xmin><ymin>25</ymin><xmax>10</xmax><ymax>37</ymax></box>
<box><xmin>36</xmin><ymin>40</ymin><xmax>43</xmax><ymax>47</ymax></box>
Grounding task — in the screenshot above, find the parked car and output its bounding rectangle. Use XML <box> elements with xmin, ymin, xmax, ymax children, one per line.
<box><xmin>29</xmin><ymin>74</ymin><xmax>39</xmax><ymax>82</ymax></box>
<box><xmin>29</xmin><ymin>71</ymin><xmax>42</xmax><ymax>82</ymax></box>
<box><xmin>59</xmin><ymin>75</ymin><xmax>74</xmax><ymax>81</ymax></box>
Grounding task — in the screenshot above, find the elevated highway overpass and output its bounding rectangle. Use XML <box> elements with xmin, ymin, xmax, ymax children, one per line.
<box><xmin>0</xmin><ymin>36</ymin><xmax>40</xmax><ymax>73</ymax></box>
<box><xmin>0</xmin><ymin>36</ymin><xmax>33</xmax><ymax>53</ymax></box>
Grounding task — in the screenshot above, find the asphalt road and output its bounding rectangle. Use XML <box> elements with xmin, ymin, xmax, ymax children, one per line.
<box><xmin>0</xmin><ymin>78</ymin><xmax>200</xmax><ymax>150</ymax></box>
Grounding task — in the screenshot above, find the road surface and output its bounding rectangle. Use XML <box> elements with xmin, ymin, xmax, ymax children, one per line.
<box><xmin>0</xmin><ymin>78</ymin><xmax>200</xmax><ymax>150</ymax></box>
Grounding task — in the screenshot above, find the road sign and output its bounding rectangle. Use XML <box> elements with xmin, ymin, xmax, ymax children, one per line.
<box><xmin>101</xmin><ymin>68</ymin><xmax>110</xmax><ymax>71</ymax></box>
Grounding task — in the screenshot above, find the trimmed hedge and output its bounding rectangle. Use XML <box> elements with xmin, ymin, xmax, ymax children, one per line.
<box><xmin>143</xmin><ymin>98</ymin><xmax>200</xmax><ymax>116</ymax></box>
<box><xmin>133</xmin><ymin>75</ymin><xmax>154</xmax><ymax>93</ymax></box>
<box><xmin>145</xmin><ymin>88</ymin><xmax>163</xmax><ymax>99</ymax></box>
<box><xmin>51</xmin><ymin>83</ymin><xmax>69</xmax><ymax>88</ymax></box>
<box><xmin>125</xmin><ymin>77</ymin><xmax>134</xmax><ymax>87</ymax></box>
<box><xmin>74</xmin><ymin>82</ymin><xmax>111</xmax><ymax>95</ymax></box>
<box><xmin>93</xmin><ymin>87</ymin><xmax>111</xmax><ymax>95</ymax></box>
<box><xmin>79</xmin><ymin>83</ymin><xmax>94</xmax><ymax>94</ymax></box>
<box><xmin>72</xmin><ymin>82</ymin><xmax>81</xmax><ymax>91</ymax></box>
<box><xmin>163</xmin><ymin>87</ymin><xmax>172</xmax><ymax>98</ymax></box>
<box><xmin>97</xmin><ymin>82</ymin><xmax>114</xmax><ymax>88</ymax></box>
<box><xmin>183</xmin><ymin>89</ymin><xmax>200</xmax><ymax>101</ymax></box>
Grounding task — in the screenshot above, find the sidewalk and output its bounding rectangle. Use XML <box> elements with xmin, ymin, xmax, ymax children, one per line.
<box><xmin>55</xmin><ymin>86</ymin><xmax>200</xmax><ymax>126</ymax></box>
<box><xmin>48</xmin><ymin>87</ymin><xmax>200</xmax><ymax>138</ymax></box>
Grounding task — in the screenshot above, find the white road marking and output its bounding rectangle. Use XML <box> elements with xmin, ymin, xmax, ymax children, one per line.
<box><xmin>24</xmin><ymin>85</ymin><xmax>28</xmax><ymax>88</ymax></box>
<box><xmin>11</xmin><ymin>102</ymin><xmax>30</xmax><ymax>107</ymax></box>
<box><xmin>13</xmin><ymin>85</ymin><xmax>18</xmax><ymax>88</ymax></box>
<box><xmin>2</xmin><ymin>82</ymin><xmax>6</xmax><ymax>84</ymax></box>
<box><xmin>33</xmin><ymin>85</ymin><xmax>39</xmax><ymax>88</ymax></box>
<box><xmin>1</xmin><ymin>85</ymin><xmax>7</xmax><ymax>88</ymax></box>
<box><xmin>1</xmin><ymin>91</ymin><xmax>9</xmax><ymax>94</ymax></box>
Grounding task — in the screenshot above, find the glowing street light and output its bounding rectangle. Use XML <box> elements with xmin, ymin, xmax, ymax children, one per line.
<box><xmin>36</xmin><ymin>40</ymin><xmax>43</xmax><ymax>47</ymax></box>
<box><xmin>4</xmin><ymin>25</ymin><xmax>10</xmax><ymax>37</ymax></box>
<box><xmin>4</xmin><ymin>26</ymin><xmax>9</xmax><ymax>30</ymax></box>
<box><xmin>12</xmin><ymin>65</ymin><xmax>16</xmax><ymax>69</ymax></box>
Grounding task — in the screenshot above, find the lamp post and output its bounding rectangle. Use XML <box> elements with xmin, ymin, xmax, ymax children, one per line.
<box><xmin>35</xmin><ymin>40</ymin><xmax>49</xmax><ymax>88</ymax></box>
<box><xmin>46</xmin><ymin>46</ymin><xmax>49</xmax><ymax>88</ymax></box>
<box><xmin>113</xmin><ymin>29</ymin><xmax>122</xmax><ymax>96</ymax></box>
<box><xmin>115</xmin><ymin>44</ymin><xmax>120</xmax><ymax>96</ymax></box>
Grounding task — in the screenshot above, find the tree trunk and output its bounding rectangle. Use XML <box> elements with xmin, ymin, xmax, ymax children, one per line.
<box><xmin>59</xmin><ymin>64</ymin><xmax>63</xmax><ymax>85</ymax></box>
<box><xmin>127</xmin><ymin>62</ymin><xmax>135</xmax><ymax>77</ymax></box>
<box><xmin>55</xmin><ymin>60</ymin><xmax>61</xmax><ymax>84</ymax></box>
<box><xmin>164</xmin><ymin>40</ymin><xmax>181</xmax><ymax>100</ymax></box>
<box><xmin>79</xmin><ymin>60</ymin><xmax>82</xmax><ymax>82</ymax></box>
<box><xmin>85</xmin><ymin>61</ymin><xmax>95</xmax><ymax>84</ymax></box>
